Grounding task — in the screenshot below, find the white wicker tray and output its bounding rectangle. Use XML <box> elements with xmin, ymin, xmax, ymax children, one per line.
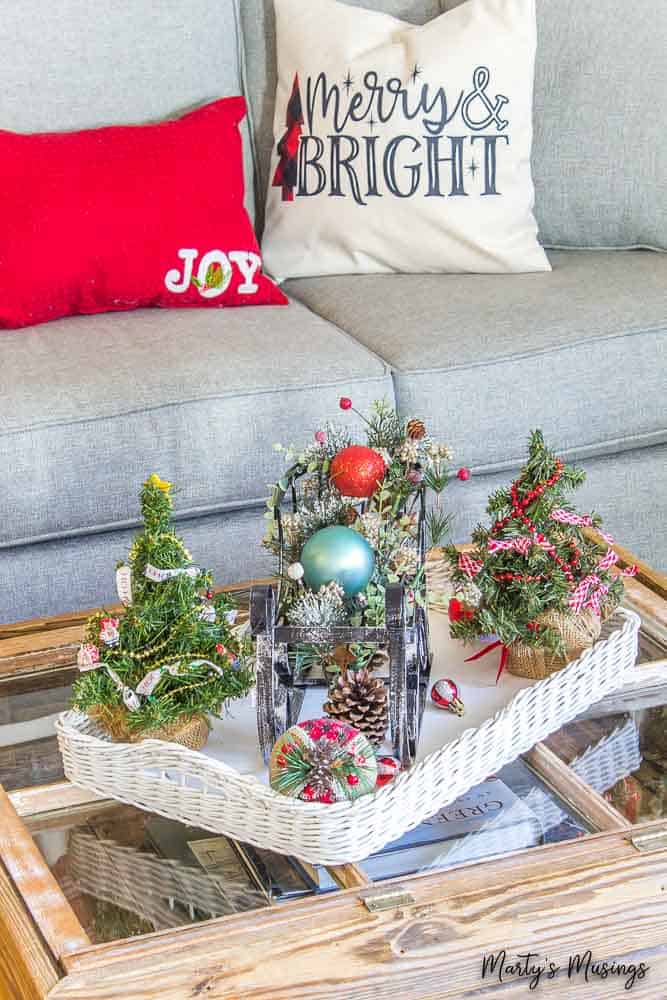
<box><xmin>56</xmin><ymin>608</ymin><xmax>640</xmax><ymax>865</ymax></box>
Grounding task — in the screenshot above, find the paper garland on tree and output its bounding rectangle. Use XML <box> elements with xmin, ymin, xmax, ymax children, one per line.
<box><xmin>269</xmin><ymin>718</ymin><xmax>377</xmax><ymax>803</ymax></box>
<box><xmin>77</xmin><ymin>644</ymin><xmax>100</xmax><ymax>671</ymax></box>
<box><xmin>144</xmin><ymin>563</ymin><xmax>200</xmax><ymax>583</ymax></box>
<box><xmin>99</xmin><ymin>617</ymin><xmax>120</xmax><ymax>647</ymax></box>
<box><xmin>115</xmin><ymin>565</ymin><xmax>133</xmax><ymax>605</ymax></box>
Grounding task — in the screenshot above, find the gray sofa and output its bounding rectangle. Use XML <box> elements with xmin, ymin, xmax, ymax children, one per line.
<box><xmin>1</xmin><ymin>0</ymin><xmax>665</xmax><ymax>624</ymax></box>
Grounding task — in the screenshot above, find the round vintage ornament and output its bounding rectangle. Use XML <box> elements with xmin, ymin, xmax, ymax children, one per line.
<box><xmin>430</xmin><ymin>678</ymin><xmax>465</xmax><ymax>716</ymax></box>
<box><xmin>269</xmin><ymin>718</ymin><xmax>378</xmax><ymax>803</ymax></box>
<box><xmin>376</xmin><ymin>756</ymin><xmax>400</xmax><ymax>788</ymax></box>
<box><xmin>301</xmin><ymin>525</ymin><xmax>375</xmax><ymax>596</ymax></box>
<box><xmin>77</xmin><ymin>643</ymin><xmax>100</xmax><ymax>671</ymax></box>
<box><xmin>329</xmin><ymin>445</ymin><xmax>386</xmax><ymax>498</ymax></box>
<box><xmin>99</xmin><ymin>617</ymin><xmax>120</xmax><ymax>647</ymax></box>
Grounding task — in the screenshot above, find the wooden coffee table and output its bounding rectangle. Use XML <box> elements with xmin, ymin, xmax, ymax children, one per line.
<box><xmin>1</xmin><ymin>550</ymin><xmax>665</xmax><ymax>1000</ymax></box>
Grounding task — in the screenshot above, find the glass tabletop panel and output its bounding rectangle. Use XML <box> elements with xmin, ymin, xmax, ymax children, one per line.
<box><xmin>0</xmin><ymin>667</ymin><xmax>74</xmax><ymax>791</ymax></box>
<box><xmin>31</xmin><ymin>802</ymin><xmax>337</xmax><ymax>945</ymax></box>
<box><xmin>357</xmin><ymin>757</ymin><xmax>591</xmax><ymax>882</ymax></box>
<box><xmin>544</xmin><ymin>701</ymin><xmax>666</xmax><ymax>825</ymax></box>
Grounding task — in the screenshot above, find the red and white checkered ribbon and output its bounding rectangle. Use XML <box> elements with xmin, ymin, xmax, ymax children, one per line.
<box><xmin>569</xmin><ymin>551</ymin><xmax>637</xmax><ymax>614</ymax></box>
<box><xmin>597</xmin><ymin>548</ymin><xmax>619</xmax><ymax>571</ymax></box>
<box><xmin>488</xmin><ymin>536</ymin><xmax>532</xmax><ymax>556</ymax></box>
<box><xmin>458</xmin><ymin>552</ymin><xmax>483</xmax><ymax>578</ymax></box>
<box><xmin>533</xmin><ymin>535</ymin><xmax>557</xmax><ymax>556</ymax></box>
<box><xmin>550</xmin><ymin>509</ymin><xmax>594</xmax><ymax>527</ymax></box>
<box><xmin>568</xmin><ymin>574</ymin><xmax>610</xmax><ymax>615</ymax></box>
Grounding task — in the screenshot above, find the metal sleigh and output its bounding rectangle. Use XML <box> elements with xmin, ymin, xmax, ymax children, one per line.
<box><xmin>250</xmin><ymin>466</ymin><xmax>433</xmax><ymax>768</ymax></box>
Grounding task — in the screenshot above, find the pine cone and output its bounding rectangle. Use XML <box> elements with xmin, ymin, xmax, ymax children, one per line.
<box><xmin>406</xmin><ymin>418</ymin><xmax>427</xmax><ymax>440</ymax></box>
<box><xmin>368</xmin><ymin>646</ymin><xmax>390</xmax><ymax>672</ymax></box>
<box><xmin>324</xmin><ymin>668</ymin><xmax>388</xmax><ymax>746</ymax></box>
<box><xmin>343</xmin><ymin>506</ymin><xmax>358</xmax><ymax>525</ymax></box>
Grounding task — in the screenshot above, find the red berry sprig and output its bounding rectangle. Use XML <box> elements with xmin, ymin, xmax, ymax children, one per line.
<box><xmin>491</xmin><ymin>459</ymin><xmax>576</xmax><ymax>582</ymax></box>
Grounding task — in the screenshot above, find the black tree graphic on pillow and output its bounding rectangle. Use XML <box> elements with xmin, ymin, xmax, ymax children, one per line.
<box><xmin>273</xmin><ymin>73</ymin><xmax>303</xmax><ymax>201</ymax></box>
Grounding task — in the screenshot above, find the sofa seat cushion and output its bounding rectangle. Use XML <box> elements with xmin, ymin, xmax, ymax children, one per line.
<box><xmin>286</xmin><ymin>250</ymin><xmax>667</xmax><ymax>471</ymax></box>
<box><xmin>0</xmin><ymin>304</ymin><xmax>391</xmax><ymax>548</ymax></box>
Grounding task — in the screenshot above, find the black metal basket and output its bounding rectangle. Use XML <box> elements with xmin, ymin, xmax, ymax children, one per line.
<box><xmin>250</xmin><ymin>466</ymin><xmax>432</xmax><ymax>767</ymax></box>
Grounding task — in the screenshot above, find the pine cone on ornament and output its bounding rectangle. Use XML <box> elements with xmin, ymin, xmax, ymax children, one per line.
<box><xmin>324</xmin><ymin>668</ymin><xmax>388</xmax><ymax>746</ymax></box>
<box><xmin>398</xmin><ymin>439</ymin><xmax>419</xmax><ymax>464</ymax></box>
<box><xmin>406</xmin><ymin>418</ymin><xmax>427</xmax><ymax>440</ymax></box>
<box><xmin>367</xmin><ymin>646</ymin><xmax>390</xmax><ymax>672</ymax></box>
<box><xmin>389</xmin><ymin>542</ymin><xmax>420</xmax><ymax>578</ymax></box>
<box><xmin>343</xmin><ymin>506</ymin><xmax>358</xmax><ymax>525</ymax></box>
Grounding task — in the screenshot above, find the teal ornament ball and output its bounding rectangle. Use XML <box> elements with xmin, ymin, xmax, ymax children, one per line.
<box><xmin>301</xmin><ymin>526</ymin><xmax>375</xmax><ymax>596</ymax></box>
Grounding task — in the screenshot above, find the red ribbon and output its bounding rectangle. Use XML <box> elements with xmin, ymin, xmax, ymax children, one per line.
<box><xmin>458</xmin><ymin>552</ymin><xmax>483</xmax><ymax>579</ymax></box>
<box><xmin>465</xmin><ymin>640</ymin><xmax>509</xmax><ymax>683</ymax></box>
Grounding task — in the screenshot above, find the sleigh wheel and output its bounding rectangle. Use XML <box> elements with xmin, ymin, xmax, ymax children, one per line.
<box><xmin>250</xmin><ymin>585</ymin><xmax>288</xmax><ymax>762</ymax></box>
<box><xmin>413</xmin><ymin>602</ymin><xmax>432</xmax><ymax>755</ymax></box>
<box><xmin>386</xmin><ymin>584</ymin><xmax>411</xmax><ymax>766</ymax></box>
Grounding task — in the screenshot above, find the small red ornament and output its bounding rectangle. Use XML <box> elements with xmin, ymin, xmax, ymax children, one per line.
<box><xmin>431</xmin><ymin>678</ymin><xmax>465</xmax><ymax>716</ymax></box>
<box><xmin>376</xmin><ymin>756</ymin><xmax>400</xmax><ymax>788</ymax></box>
<box><xmin>215</xmin><ymin>643</ymin><xmax>226</xmax><ymax>655</ymax></box>
<box><xmin>457</xmin><ymin>468</ymin><xmax>471</xmax><ymax>481</ymax></box>
<box><xmin>339</xmin><ymin>397</ymin><xmax>352</xmax><ymax>410</ymax></box>
<box><xmin>206</xmin><ymin>589</ymin><xmax>214</xmax><ymax>600</ymax></box>
<box><xmin>448</xmin><ymin>598</ymin><xmax>474</xmax><ymax>622</ymax></box>
<box><xmin>346</xmin><ymin>773</ymin><xmax>359</xmax><ymax>786</ymax></box>
<box><xmin>330</xmin><ymin>445</ymin><xmax>386</xmax><ymax>498</ymax></box>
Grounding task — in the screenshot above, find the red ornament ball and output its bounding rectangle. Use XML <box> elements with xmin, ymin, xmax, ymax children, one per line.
<box><xmin>431</xmin><ymin>678</ymin><xmax>465</xmax><ymax>716</ymax></box>
<box><xmin>339</xmin><ymin>396</ymin><xmax>352</xmax><ymax>410</ymax></box>
<box><xmin>456</xmin><ymin>467</ymin><xmax>471</xmax><ymax>481</ymax></box>
<box><xmin>330</xmin><ymin>445</ymin><xmax>386</xmax><ymax>498</ymax></box>
<box><xmin>448</xmin><ymin>598</ymin><xmax>475</xmax><ymax>622</ymax></box>
<box><xmin>376</xmin><ymin>756</ymin><xmax>400</xmax><ymax>788</ymax></box>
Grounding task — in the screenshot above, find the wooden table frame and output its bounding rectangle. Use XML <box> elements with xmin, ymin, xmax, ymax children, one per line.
<box><xmin>1</xmin><ymin>568</ymin><xmax>666</xmax><ymax>999</ymax></box>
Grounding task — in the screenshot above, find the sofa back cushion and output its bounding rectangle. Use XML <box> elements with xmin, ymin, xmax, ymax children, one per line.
<box><xmin>443</xmin><ymin>0</ymin><xmax>666</xmax><ymax>250</ymax></box>
<box><xmin>241</xmin><ymin>1</ymin><xmax>444</xmax><ymax>234</ymax></box>
<box><xmin>0</xmin><ymin>0</ymin><xmax>255</xmax><ymax>219</ymax></box>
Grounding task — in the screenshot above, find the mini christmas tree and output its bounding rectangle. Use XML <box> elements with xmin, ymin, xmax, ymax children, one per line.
<box><xmin>445</xmin><ymin>431</ymin><xmax>629</xmax><ymax>675</ymax></box>
<box><xmin>72</xmin><ymin>474</ymin><xmax>253</xmax><ymax>741</ymax></box>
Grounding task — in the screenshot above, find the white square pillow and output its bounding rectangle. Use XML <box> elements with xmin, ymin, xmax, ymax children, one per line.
<box><xmin>262</xmin><ymin>0</ymin><xmax>550</xmax><ymax>278</ymax></box>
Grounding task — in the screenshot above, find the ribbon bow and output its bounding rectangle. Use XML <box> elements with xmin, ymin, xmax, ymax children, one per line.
<box><xmin>550</xmin><ymin>509</ymin><xmax>593</xmax><ymax>527</ymax></box>
<box><xmin>458</xmin><ymin>552</ymin><xmax>483</xmax><ymax>578</ymax></box>
<box><xmin>568</xmin><ymin>574</ymin><xmax>610</xmax><ymax>615</ymax></box>
<box><xmin>464</xmin><ymin>641</ymin><xmax>509</xmax><ymax>684</ymax></box>
<box><xmin>488</xmin><ymin>537</ymin><xmax>532</xmax><ymax>556</ymax></box>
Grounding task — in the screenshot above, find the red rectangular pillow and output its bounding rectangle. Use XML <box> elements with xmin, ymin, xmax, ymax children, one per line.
<box><xmin>0</xmin><ymin>97</ymin><xmax>287</xmax><ymax>328</ymax></box>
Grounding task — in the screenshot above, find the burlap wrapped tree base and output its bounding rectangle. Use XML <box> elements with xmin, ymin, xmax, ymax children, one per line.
<box><xmin>88</xmin><ymin>705</ymin><xmax>209</xmax><ymax>750</ymax></box>
<box><xmin>506</xmin><ymin>608</ymin><xmax>602</xmax><ymax>680</ymax></box>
